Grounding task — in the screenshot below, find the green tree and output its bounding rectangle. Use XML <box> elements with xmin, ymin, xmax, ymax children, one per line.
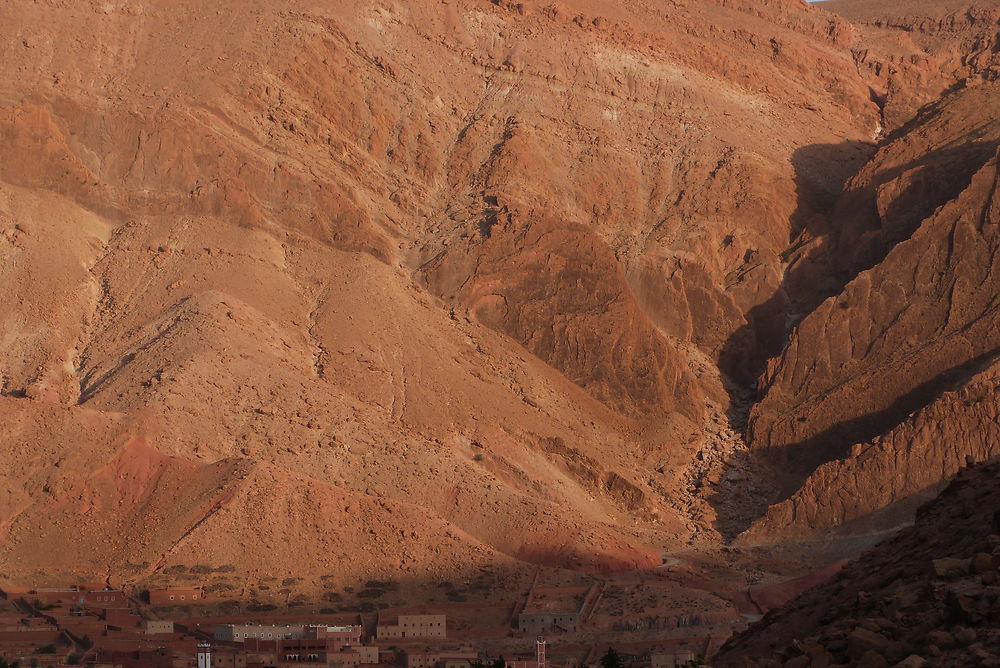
<box><xmin>600</xmin><ymin>648</ymin><xmax>622</xmax><ymax>668</ymax></box>
<box><xmin>492</xmin><ymin>657</ymin><xmax>506</xmax><ymax>668</ymax></box>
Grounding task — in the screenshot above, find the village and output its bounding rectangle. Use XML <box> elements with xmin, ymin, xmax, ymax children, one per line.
<box><xmin>0</xmin><ymin>573</ymin><xmax>752</xmax><ymax>668</ymax></box>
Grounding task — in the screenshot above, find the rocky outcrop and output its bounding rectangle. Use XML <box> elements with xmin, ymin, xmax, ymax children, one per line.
<box><xmin>826</xmin><ymin>0</ymin><xmax>1000</xmax><ymax>131</ymax></box>
<box><xmin>715</xmin><ymin>458</ymin><xmax>1000</xmax><ymax>667</ymax></box>
<box><xmin>0</xmin><ymin>0</ymin><xmax>888</xmax><ymax>587</ymax></box>
<box><xmin>744</xmin><ymin>359</ymin><xmax>1000</xmax><ymax>542</ymax></box>
<box><xmin>423</xmin><ymin>207</ymin><xmax>705</xmax><ymax>419</ymax></box>
<box><xmin>748</xmin><ymin>83</ymin><xmax>1000</xmax><ymax>491</ymax></box>
<box><xmin>2</xmin><ymin>0</ymin><xmax>996</xmax><ymax>606</ymax></box>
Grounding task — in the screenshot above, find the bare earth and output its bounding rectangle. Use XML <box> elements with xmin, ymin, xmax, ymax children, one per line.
<box><xmin>0</xmin><ymin>0</ymin><xmax>998</xmax><ymax>658</ymax></box>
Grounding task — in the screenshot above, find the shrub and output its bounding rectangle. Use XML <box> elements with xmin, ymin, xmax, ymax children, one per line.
<box><xmin>205</xmin><ymin>583</ymin><xmax>236</xmax><ymax>593</ymax></box>
<box><xmin>600</xmin><ymin>648</ymin><xmax>622</xmax><ymax>668</ymax></box>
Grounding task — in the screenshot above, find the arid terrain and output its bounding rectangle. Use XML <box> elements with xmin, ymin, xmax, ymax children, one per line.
<box><xmin>716</xmin><ymin>457</ymin><xmax>1000</xmax><ymax>666</ymax></box>
<box><xmin>0</xmin><ymin>0</ymin><xmax>998</xmax><ymax>662</ymax></box>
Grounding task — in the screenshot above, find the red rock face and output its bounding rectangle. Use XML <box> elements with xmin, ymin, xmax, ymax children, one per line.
<box><xmin>747</xmin><ymin>83</ymin><xmax>1000</xmax><ymax>496</ymax></box>
<box><xmin>423</xmin><ymin>207</ymin><xmax>705</xmax><ymax>419</ymax></box>
<box><xmin>0</xmin><ymin>0</ymin><xmax>885</xmax><ymax>587</ymax></box>
<box><xmin>0</xmin><ymin>0</ymin><xmax>994</xmax><ymax>600</ymax></box>
<box><xmin>828</xmin><ymin>0</ymin><xmax>1000</xmax><ymax>131</ymax></box>
<box><xmin>745</xmin><ymin>360</ymin><xmax>1000</xmax><ymax>542</ymax></box>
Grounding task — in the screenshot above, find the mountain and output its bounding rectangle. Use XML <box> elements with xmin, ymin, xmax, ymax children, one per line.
<box><xmin>826</xmin><ymin>0</ymin><xmax>1000</xmax><ymax>131</ymax></box>
<box><xmin>0</xmin><ymin>0</ymin><xmax>997</xmax><ymax>618</ymax></box>
<box><xmin>742</xmin><ymin>80</ymin><xmax>1000</xmax><ymax>541</ymax></box>
<box><xmin>0</xmin><ymin>0</ymin><xmax>879</xmax><ymax>587</ymax></box>
<box><xmin>715</xmin><ymin>457</ymin><xmax>1000</xmax><ymax>667</ymax></box>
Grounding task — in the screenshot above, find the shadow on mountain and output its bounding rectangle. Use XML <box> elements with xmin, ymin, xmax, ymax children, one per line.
<box><xmin>711</xmin><ymin>135</ymin><xmax>1000</xmax><ymax>540</ymax></box>
<box><xmin>716</xmin><ymin>139</ymin><xmax>874</xmax><ymax>424</ymax></box>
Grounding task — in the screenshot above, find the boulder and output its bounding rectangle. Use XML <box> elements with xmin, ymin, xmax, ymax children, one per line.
<box><xmin>849</xmin><ymin>628</ymin><xmax>891</xmax><ymax>658</ymax></box>
<box><xmin>925</xmin><ymin>631</ymin><xmax>953</xmax><ymax>648</ymax></box>
<box><xmin>893</xmin><ymin>657</ymin><xmax>927</xmax><ymax>668</ymax></box>
<box><xmin>857</xmin><ymin>650</ymin><xmax>889</xmax><ymax>668</ymax></box>
<box><xmin>954</xmin><ymin>627</ymin><xmax>978</xmax><ymax>646</ymax></box>
<box><xmin>933</xmin><ymin>557</ymin><xmax>972</xmax><ymax>578</ymax></box>
<box><xmin>972</xmin><ymin>553</ymin><xmax>995</xmax><ymax>574</ymax></box>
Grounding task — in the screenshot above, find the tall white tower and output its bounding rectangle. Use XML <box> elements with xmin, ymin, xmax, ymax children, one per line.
<box><xmin>536</xmin><ymin>636</ymin><xmax>546</xmax><ymax>668</ymax></box>
<box><xmin>197</xmin><ymin>641</ymin><xmax>213</xmax><ymax>668</ymax></box>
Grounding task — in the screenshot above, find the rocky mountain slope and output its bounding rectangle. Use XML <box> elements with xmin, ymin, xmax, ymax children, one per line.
<box><xmin>0</xmin><ymin>0</ymin><xmax>997</xmax><ymax>604</ymax></box>
<box><xmin>743</xmin><ymin>80</ymin><xmax>1000</xmax><ymax>540</ymax></box>
<box><xmin>0</xmin><ymin>0</ymin><xmax>882</xmax><ymax>588</ymax></box>
<box><xmin>827</xmin><ymin>0</ymin><xmax>1000</xmax><ymax>131</ymax></box>
<box><xmin>715</xmin><ymin>457</ymin><xmax>1000</xmax><ymax>667</ymax></box>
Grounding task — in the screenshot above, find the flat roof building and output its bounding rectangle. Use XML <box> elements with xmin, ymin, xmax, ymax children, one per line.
<box><xmin>306</xmin><ymin>625</ymin><xmax>364</xmax><ymax>647</ymax></box>
<box><xmin>149</xmin><ymin>586</ymin><xmax>206</xmax><ymax>606</ymax></box>
<box><xmin>31</xmin><ymin>587</ymin><xmax>128</xmax><ymax>609</ymax></box>
<box><xmin>517</xmin><ymin>613</ymin><xmax>578</xmax><ymax>634</ymax></box>
<box><xmin>215</xmin><ymin>623</ymin><xmax>306</xmax><ymax>642</ymax></box>
<box><xmin>404</xmin><ymin>646</ymin><xmax>477</xmax><ymax>668</ymax></box>
<box><xmin>651</xmin><ymin>651</ymin><xmax>697</xmax><ymax>668</ymax></box>
<box><xmin>377</xmin><ymin>614</ymin><xmax>446</xmax><ymax>640</ymax></box>
<box><xmin>143</xmin><ymin>619</ymin><xmax>175</xmax><ymax>634</ymax></box>
<box><xmin>242</xmin><ymin>634</ymin><xmax>378</xmax><ymax>667</ymax></box>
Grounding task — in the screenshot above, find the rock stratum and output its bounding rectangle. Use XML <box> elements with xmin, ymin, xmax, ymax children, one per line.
<box><xmin>743</xmin><ymin>79</ymin><xmax>1000</xmax><ymax>541</ymax></box>
<box><xmin>0</xmin><ymin>0</ymin><xmax>997</xmax><ymax>597</ymax></box>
